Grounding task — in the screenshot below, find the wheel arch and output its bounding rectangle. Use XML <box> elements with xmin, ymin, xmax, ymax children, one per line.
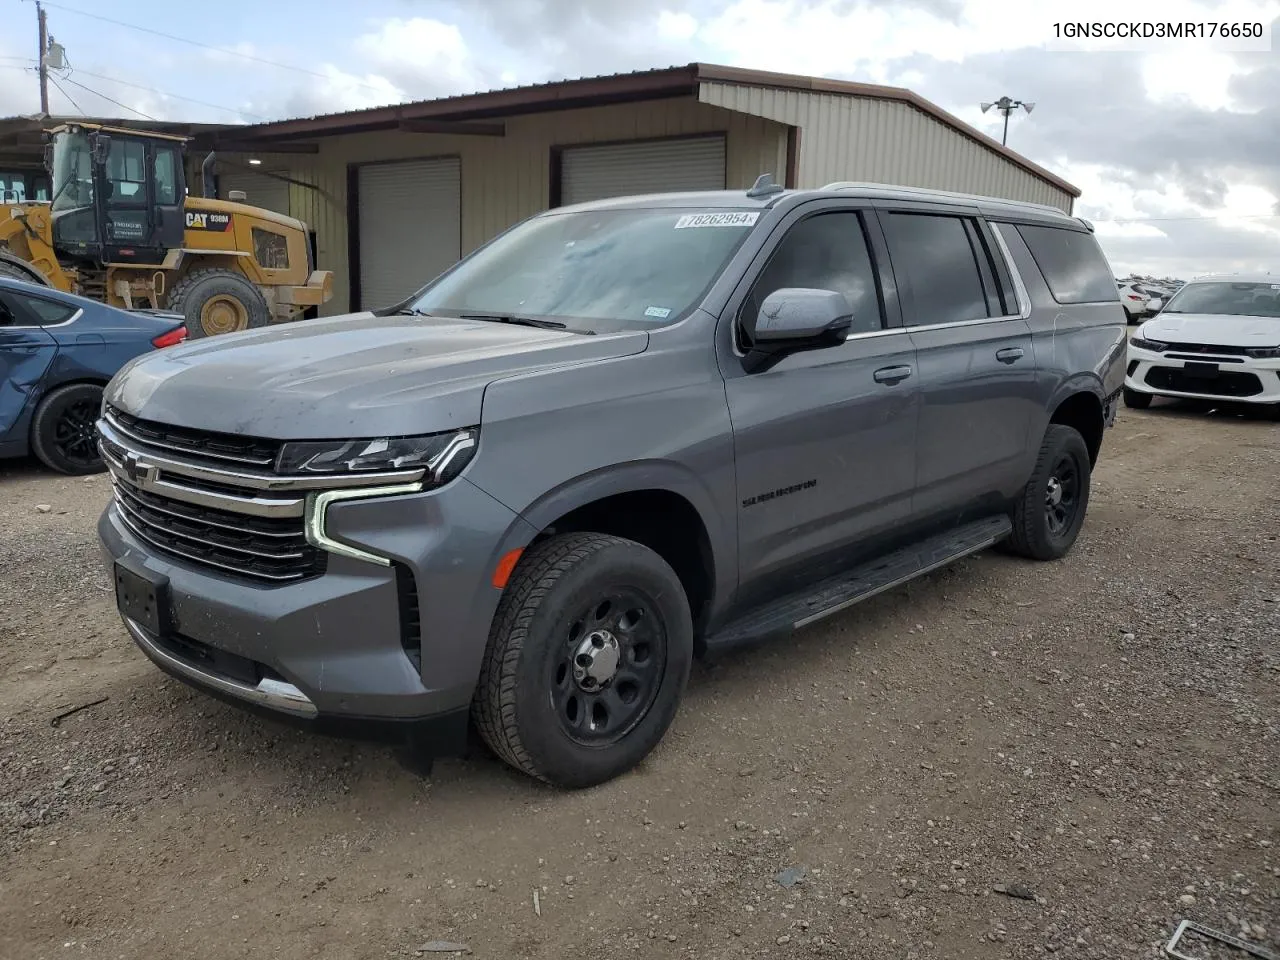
<box><xmin>485</xmin><ymin>462</ymin><xmax>733</xmax><ymax>637</ymax></box>
<box><xmin>1047</xmin><ymin>382</ymin><xmax>1105</xmax><ymax>465</ymax></box>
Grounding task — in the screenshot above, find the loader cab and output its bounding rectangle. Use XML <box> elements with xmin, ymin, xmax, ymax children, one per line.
<box><xmin>46</xmin><ymin>123</ymin><xmax>186</xmax><ymax>265</ymax></box>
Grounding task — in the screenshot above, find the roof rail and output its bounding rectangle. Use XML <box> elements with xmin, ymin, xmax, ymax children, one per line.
<box><xmin>821</xmin><ymin>180</ymin><xmax>1070</xmax><ymax>216</ymax></box>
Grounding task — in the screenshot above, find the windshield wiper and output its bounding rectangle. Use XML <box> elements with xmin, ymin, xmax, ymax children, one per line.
<box><xmin>460</xmin><ymin>313</ymin><xmax>567</xmax><ymax>330</ymax></box>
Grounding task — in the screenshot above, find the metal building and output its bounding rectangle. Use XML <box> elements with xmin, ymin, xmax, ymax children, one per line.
<box><xmin>197</xmin><ymin>63</ymin><xmax>1080</xmax><ymax>316</ymax></box>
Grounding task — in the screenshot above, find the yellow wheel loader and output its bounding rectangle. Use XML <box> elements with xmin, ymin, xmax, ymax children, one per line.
<box><xmin>0</xmin><ymin>122</ymin><xmax>332</xmax><ymax>338</ymax></box>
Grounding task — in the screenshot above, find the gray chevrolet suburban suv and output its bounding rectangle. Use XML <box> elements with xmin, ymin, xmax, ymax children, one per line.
<box><xmin>96</xmin><ymin>177</ymin><xmax>1126</xmax><ymax>787</ymax></box>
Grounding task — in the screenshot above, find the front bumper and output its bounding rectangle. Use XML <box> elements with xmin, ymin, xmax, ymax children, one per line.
<box><xmin>1125</xmin><ymin>347</ymin><xmax>1280</xmax><ymax>404</ymax></box>
<box><xmin>99</xmin><ymin>476</ymin><xmax>533</xmax><ymax>747</ymax></box>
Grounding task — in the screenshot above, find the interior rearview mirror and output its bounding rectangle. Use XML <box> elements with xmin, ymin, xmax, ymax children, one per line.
<box><xmin>744</xmin><ymin>288</ymin><xmax>852</xmax><ymax>373</ymax></box>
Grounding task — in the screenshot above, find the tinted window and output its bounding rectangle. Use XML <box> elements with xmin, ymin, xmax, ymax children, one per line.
<box><xmin>13</xmin><ymin>293</ymin><xmax>76</xmax><ymax>325</ymax></box>
<box><xmin>106</xmin><ymin>138</ymin><xmax>146</xmax><ymax>200</ymax></box>
<box><xmin>1016</xmin><ymin>224</ymin><xmax>1118</xmax><ymax>304</ymax></box>
<box><xmin>742</xmin><ymin>211</ymin><xmax>883</xmax><ymax>338</ymax></box>
<box><xmin>883</xmin><ymin>213</ymin><xmax>989</xmax><ymax>325</ymax></box>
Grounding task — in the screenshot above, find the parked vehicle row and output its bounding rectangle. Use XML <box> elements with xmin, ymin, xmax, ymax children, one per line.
<box><xmin>92</xmin><ymin>178</ymin><xmax>1127</xmax><ymax>788</ymax></box>
<box><xmin>0</xmin><ymin>277</ymin><xmax>186</xmax><ymax>474</ymax></box>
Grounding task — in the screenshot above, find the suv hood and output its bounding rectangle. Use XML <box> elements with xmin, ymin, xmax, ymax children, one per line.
<box><xmin>106</xmin><ymin>312</ymin><xmax>648</xmax><ymax>439</ymax></box>
<box><xmin>1142</xmin><ymin>312</ymin><xmax>1280</xmax><ymax>347</ymax></box>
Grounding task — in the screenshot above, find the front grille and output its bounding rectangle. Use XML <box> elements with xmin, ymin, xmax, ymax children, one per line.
<box><xmin>1161</xmin><ymin>342</ymin><xmax>1250</xmax><ymax>357</ymax></box>
<box><xmin>106</xmin><ymin>405</ymin><xmax>282</xmax><ymax>468</ymax></box>
<box><xmin>112</xmin><ymin>479</ymin><xmax>325</xmax><ymax>582</ymax></box>
<box><xmin>1144</xmin><ymin>367</ymin><xmax>1264</xmax><ymax>398</ymax></box>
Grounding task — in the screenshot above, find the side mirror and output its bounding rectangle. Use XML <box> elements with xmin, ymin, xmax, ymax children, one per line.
<box><xmin>91</xmin><ymin>134</ymin><xmax>111</xmax><ymax>167</ymax></box>
<box><xmin>744</xmin><ymin>288</ymin><xmax>852</xmax><ymax>373</ymax></box>
<box><xmin>1146</xmin><ymin>297</ymin><xmax>1163</xmax><ymax>314</ymax></box>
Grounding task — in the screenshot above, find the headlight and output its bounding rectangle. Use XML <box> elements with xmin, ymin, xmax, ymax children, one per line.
<box><xmin>1130</xmin><ymin>337</ymin><xmax>1167</xmax><ymax>352</ymax></box>
<box><xmin>277</xmin><ymin>428</ymin><xmax>477</xmax><ymax>483</ymax></box>
<box><xmin>1246</xmin><ymin>346</ymin><xmax>1280</xmax><ymax>359</ymax></box>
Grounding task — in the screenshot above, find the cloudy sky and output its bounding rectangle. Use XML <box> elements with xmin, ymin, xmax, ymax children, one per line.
<box><xmin>2</xmin><ymin>0</ymin><xmax>1278</xmax><ymax>279</ymax></box>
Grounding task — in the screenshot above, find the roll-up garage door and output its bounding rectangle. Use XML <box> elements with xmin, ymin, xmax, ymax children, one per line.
<box><xmin>218</xmin><ymin>170</ymin><xmax>291</xmax><ymax>217</ymax></box>
<box><xmin>559</xmin><ymin>136</ymin><xmax>726</xmax><ymax>207</ymax></box>
<box><xmin>356</xmin><ymin>158</ymin><xmax>461</xmax><ymax>311</ymax></box>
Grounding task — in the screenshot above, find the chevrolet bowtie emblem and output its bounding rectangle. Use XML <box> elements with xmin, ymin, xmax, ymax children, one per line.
<box><xmin>123</xmin><ymin>452</ymin><xmax>158</xmax><ymax>485</ymax></box>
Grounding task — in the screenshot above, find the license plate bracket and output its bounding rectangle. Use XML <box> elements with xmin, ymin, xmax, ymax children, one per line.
<box><xmin>113</xmin><ymin>561</ymin><xmax>171</xmax><ymax>636</ymax></box>
<box><xmin>1183</xmin><ymin>361</ymin><xmax>1220</xmax><ymax>378</ymax></box>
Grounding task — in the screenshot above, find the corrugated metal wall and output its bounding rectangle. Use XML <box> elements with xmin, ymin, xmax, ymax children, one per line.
<box><xmin>698</xmin><ymin>83</ymin><xmax>1074</xmax><ymax>213</ymax></box>
<box><xmin>260</xmin><ymin>98</ymin><xmax>787</xmax><ymax>315</ymax></box>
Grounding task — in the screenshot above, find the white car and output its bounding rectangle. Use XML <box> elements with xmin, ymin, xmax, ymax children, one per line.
<box><xmin>1124</xmin><ymin>275</ymin><xmax>1280</xmax><ymax>410</ymax></box>
<box><xmin>1117</xmin><ymin>282</ymin><xmax>1149</xmax><ymax>323</ymax></box>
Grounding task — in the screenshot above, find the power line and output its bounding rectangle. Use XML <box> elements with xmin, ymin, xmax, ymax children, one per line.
<box><xmin>34</xmin><ymin>0</ymin><xmax>384</xmax><ymax>93</ymax></box>
<box><xmin>47</xmin><ymin>73</ymin><xmax>84</xmax><ymax>115</ymax></box>
<box><xmin>57</xmin><ymin>74</ymin><xmax>158</xmax><ymax>121</ymax></box>
<box><xmin>64</xmin><ymin>67</ymin><xmax>265</xmax><ymax>120</ymax></box>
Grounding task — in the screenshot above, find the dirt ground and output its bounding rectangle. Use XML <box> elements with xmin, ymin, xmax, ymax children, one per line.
<box><xmin>1</xmin><ymin>402</ymin><xmax>1276</xmax><ymax>960</ymax></box>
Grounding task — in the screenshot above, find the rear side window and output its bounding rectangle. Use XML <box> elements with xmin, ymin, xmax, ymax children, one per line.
<box><xmin>11</xmin><ymin>292</ymin><xmax>77</xmax><ymax>325</ymax></box>
<box><xmin>881</xmin><ymin>212</ymin><xmax>989</xmax><ymax>326</ymax></box>
<box><xmin>1016</xmin><ymin>224</ymin><xmax>1118</xmax><ymax>304</ymax></box>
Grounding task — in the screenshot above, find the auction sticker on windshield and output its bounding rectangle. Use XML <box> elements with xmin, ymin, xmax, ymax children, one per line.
<box><xmin>674</xmin><ymin>212</ymin><xmax>760</xmax><ymax>229</ymax></box>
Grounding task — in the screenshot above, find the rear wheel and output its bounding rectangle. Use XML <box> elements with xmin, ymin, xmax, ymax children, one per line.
<box><xmin>472</xmin><ymin>532</ymin><xmax>693</xmax><ymax>788</ymax></box>
<box><xmin>30</xmin><ymin>382</ymin><xmax>105</xmax><ymax>475</ymax></box>
<box><xmin>1123</xmin><ymin>387</ymin><xmax>1152</xmax><ymax>409</ymax></box>
<box><xmin>166</xmin><ymin>267</ymin><xmax>270</xmax><ymax>339</ymax></box>
<box><xmin>1003</xmin><ymin>424</ymin><xmax>1092</xmax><ymax>562</ymax></box>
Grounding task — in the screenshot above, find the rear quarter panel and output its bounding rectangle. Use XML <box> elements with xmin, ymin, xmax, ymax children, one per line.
<box><xmin>995</xmin><ymin>222</ymin><xmax>1127</xmax><ymax>447</ymax></box>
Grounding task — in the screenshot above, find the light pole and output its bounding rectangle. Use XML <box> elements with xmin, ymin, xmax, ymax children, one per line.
<box><xmin>980</xmin><ymin>96</ymin><xmax>1035</xmax><ymax>146</ymax></box>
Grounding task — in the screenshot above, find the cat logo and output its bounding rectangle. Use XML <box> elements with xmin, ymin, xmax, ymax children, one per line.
<box><xmin>185</xmin><ymin>211</ymin><xmax>232</xmax><ymax>232</ymax></box>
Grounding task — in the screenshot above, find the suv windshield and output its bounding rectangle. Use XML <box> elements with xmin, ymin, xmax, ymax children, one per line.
<box><xmin>1163</xmin><ymin>281</ymin><xmax>1280</xmax><ymax>318</ymax></box>
<box><xmin>400</xmin><ymin>208</ymin><xmax>761</xmax><ymax>332</ymax></box>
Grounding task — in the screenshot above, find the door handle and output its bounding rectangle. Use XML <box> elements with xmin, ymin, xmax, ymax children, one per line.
<box><xmin>996</xmin><ymin>347</ymin><xmax>1025</xmax><ymax>364</ymax></box>
<box><xmin>873</xmin><ymin>364</ymin><xmax>913</xmax><ymax>385</ymax></box>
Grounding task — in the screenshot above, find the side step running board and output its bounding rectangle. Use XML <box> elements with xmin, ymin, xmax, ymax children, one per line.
<box><xmin>703</xmin><ymin>515</ymin><xmax>1013</xmax><ymax>653</ymax></box>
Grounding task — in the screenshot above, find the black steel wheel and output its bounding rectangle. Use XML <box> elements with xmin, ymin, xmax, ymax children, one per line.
<box><xmin>30</xmin><ymin>382</ymin><xmax>106</xmax><ymax>475</ymax></box>
<box><xmin>550</xmin><ymin>588</ymin><xmax>667</xmax><ymax>747</ymax></box>
<box><xmin>1003</xmin><ymin>423</ymin><xmax>1092</xmax><ymax>561</ymax></box>
<box><xmin>473</xmin><ymin>532</ymin><xmax>693</xmax><ymax>788</ymax></box>
<box><xmin>1043</xmin><ymin>452</ymin><xmax>1081</xmax><ymax>538</ymax></box>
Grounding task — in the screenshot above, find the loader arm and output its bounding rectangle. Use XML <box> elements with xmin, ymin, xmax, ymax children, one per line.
<box><xmin>0</xmin><ymin>206</ymin><xmax>74</xmax><ymax>291</ymax></box>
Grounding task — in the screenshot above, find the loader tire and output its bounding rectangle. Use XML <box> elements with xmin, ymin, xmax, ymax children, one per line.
<box><xmin>167</xmin><ymin>267</ymin><xmax>271</xmax><ymax>339</ymax></box>
<box><xmin>0</xmin><ymin>255</ymin><xmax>50</xmax><ymax>286</ymax></box>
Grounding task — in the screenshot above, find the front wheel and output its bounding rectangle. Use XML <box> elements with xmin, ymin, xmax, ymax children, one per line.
<box><xmin>1003</xmin><ymin>424</ymin><xmax>1092</xmax><ymax>562</ymax></box>
<box><xmin>472</xmin><ymin>532</ymin><xmax>693</xmax><ymax>788</ymax></box>
<box><xmin>1123</xmin><ymin>387</ymin><xmax>1152</xmax><ymax>409</ymax></box>
<box><xmin>30</xmin><ymin>382</ymin><xmax>105</xmax><ymax>475</ymax></box>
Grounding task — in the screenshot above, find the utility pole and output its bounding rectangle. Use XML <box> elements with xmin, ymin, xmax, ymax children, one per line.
<box><xmin>36</xmin><ymin>0</ymin><xmax>49</xmax><ymax>115</ymax></box>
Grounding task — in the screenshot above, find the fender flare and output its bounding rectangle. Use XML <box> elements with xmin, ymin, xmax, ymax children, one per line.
<box><xmin>479</xmin><ymin>459</ymin><xmax>736</xmax><ymax>608</ymax></box>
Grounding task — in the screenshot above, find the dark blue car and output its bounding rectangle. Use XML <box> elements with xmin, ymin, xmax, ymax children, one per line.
<box><xmin>0</xmin><ymin>277</ymin><xmax>186</xmax><ymax>474</ymax></box>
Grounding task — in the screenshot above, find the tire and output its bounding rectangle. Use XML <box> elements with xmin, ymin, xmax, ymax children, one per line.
<box><xmin>0</xmin><ymin>256</ymin><xmax>49</xmax><ymax>286</ymax></box>
<box><xmin>472</xmin><ymin>532</ymin><xmax>694</xmax><ymax>788</ymax></box>
<box><xmin>1123</xmin><ymin>387</ymin><xmax>1152</xmax><ymax>409</ymax></box>
<box><xmin>165</xmin><ymin>267</ymin><xmax>270</xmax><ymax>339</ymax></box>
<box><xmin>30</xmin><ymin>382</ymin><xmax>105</xmax><ymax>475</ymax></box>
<box><xmin>1003</xmin><ymin>424</ymin><xmax>1092</xmax><ymax>562</ymax></box>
